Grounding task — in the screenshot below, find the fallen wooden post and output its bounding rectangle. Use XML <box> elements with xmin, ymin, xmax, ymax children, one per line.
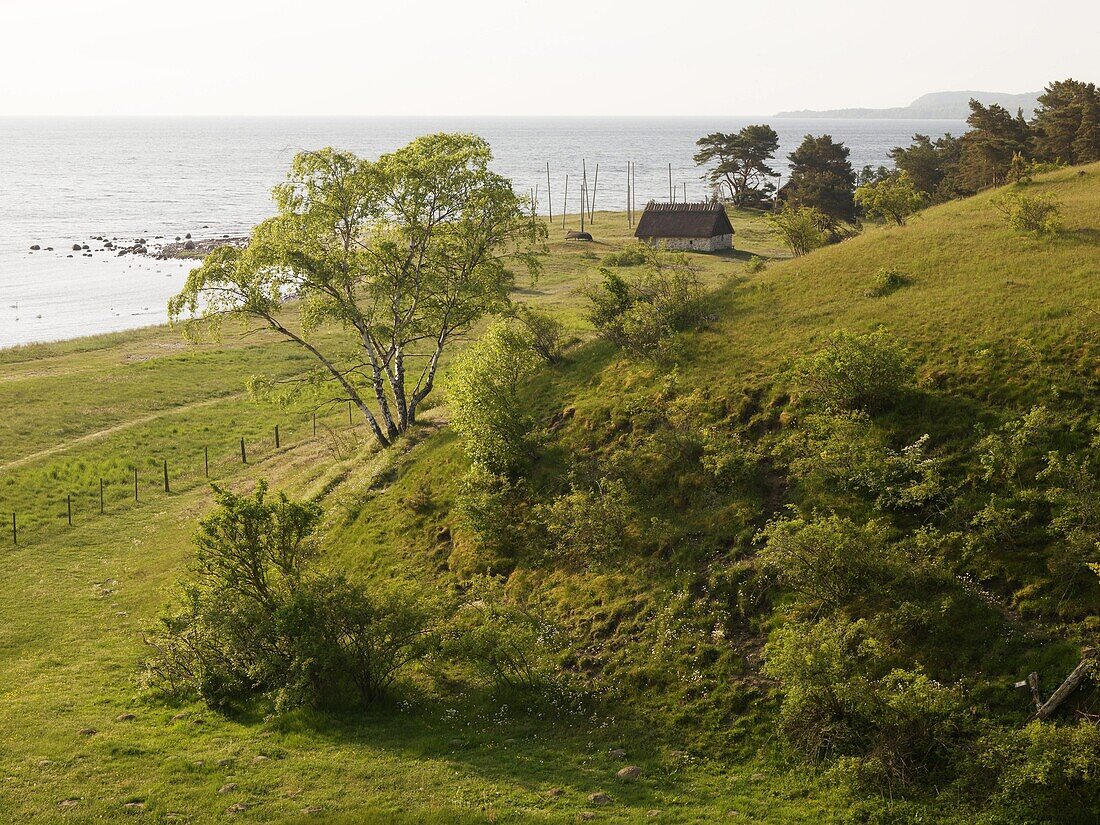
<box><xmin>1036</xmin><ymin>652</ymin><xmax>1096</xmax><ymax>720</ymax></box>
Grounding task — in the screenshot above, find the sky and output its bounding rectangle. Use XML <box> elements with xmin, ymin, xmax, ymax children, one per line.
<box><xmin>1</xmin><ymin>0</ymin><xmax>1097</xmax><ymax>116</ymax></box>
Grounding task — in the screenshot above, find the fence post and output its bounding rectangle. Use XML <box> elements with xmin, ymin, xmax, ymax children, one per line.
<box><xmin>205</xmin><ymin>445</ymin><xmax>209</xmax><ymax>478</ymax></box>
<box><xmin>348</xmin><ymin>401</ymin><xmax>353</xmax><ymax>427</ymax></box>
<box><xmin>163</xmin><ymin>459</ymin><xmax>170</xmax><ymax>494</ymax></box>
<box><xmin>275</xmin><ymin>424</ymin><xmax>280</xmax><ymax>449</ymax></box>
<box><xmin>313</xmin><ymin>412</ymin><xmax>317</xmax><ymax>437</ymax></box>
<box><xmin>134</xmin><ymin>468</ymin><xmax>139</xmax><ymax>502</ymax></box>
<box><xmin>67</xmin><ymin>494</ymin><xmax>72</xmax><ymax>526</ymax></box>
<box><xmin>240</xmin><ymin>438</ymin><xmax>247</xmax><ymax>464</ymax></box>
<box><xmin>12</xmin><ymin>512</ymin><xmax>16</xmax><ymax>545</ymax></box>
<box><xmin>100</xmin><ymin>478</ymin><xmax>105</xmax><ymax>514</ymax></box>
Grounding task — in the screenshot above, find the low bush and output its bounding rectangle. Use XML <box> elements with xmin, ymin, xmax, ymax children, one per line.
<box><xmin>763</xmin><ymin>618</ymin><xmax>967</xmax><ymax>790</ymax></box>
<box><xmin>582</xmin><ymin>249</ymin><xmax>704</xmax><ymax>360</ymax></box>
<box><xmin>756</xmin><ymin>512</ymin><xmax>898</xmax><ymax>612</ymax></box>
<box><xmin>797</xmin><ymin>328</ymin><xmax>912</xmax><ymax>413</ymax></box>
<box><xmin>539</xmin><ymin>478</ymin><xmax>633</xmax><ymax>564</ymax></box>
<box><xmin>744</xmin><ymin>254</ymin><xmax>766</xmax><ymax>273</ymax></box>
<box><xmin>991</xmin><ymin>190</ymin><xmax>1063</xmax><ymax>236</ymax></box>
<box><xmin>766</xmin><ymin>205</ymin><xmax>832</xmax><ymax>256</ymax></box>
<box><xmin>601</xmin><ymin>242</ymin><xmax>649</xmax><ymax>267</ymax></box>
<box><xmin>512</xmin><ymin>304</ymin><xmax>567</xmax><ymax>365</ymax></box>
<box><xmin>453</xmin><ymin>465</ymin><xmax>534</xmax><ymax>574</ymax></box>
<box><xmin>977</xmin><ymin>721</ymin><xmax>1100</xmax><ymax>820</ymax></box>
<box><xmin>864</xmin><ymin>267</ymin><xmax>910</xmax><ymax>297</ymax></box>
<box><xmin>854</xmin><ymin>171</ymin><xmax>926</xmax><ymax>225</ymax></box>
<box><xmin>143</xmin><ymin>482</ymin><xmax>436</xmax><ymax>710</ymax></box>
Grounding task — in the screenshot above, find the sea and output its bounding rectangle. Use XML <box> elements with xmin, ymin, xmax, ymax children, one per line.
<box><xmin>0</xmin><ymin>116</ymin><xmax>966</xmax><ymax>349</ymax></box>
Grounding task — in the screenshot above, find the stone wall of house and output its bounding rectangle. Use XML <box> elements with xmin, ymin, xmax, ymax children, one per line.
<box><xmin>639</xmin><ymin>233</ymin><xmax>733</xmax><ymax>252</ymax></box>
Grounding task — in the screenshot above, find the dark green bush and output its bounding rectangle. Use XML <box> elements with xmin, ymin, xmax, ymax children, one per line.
<box><xmin>582</xmin><ymin>249</ymin><xmax>704</xmax><ymax>360</ymax></box>
<box><xmin>600</xmin><ymin>242</ymin><xmax>649</xmax><ymax>267</ymax></box>
<box><xmin>797</xmin><ymin>328</ymin><xmax>913</xmax><ymax>413</ymax></box>
<box><xmin>763</xmin><ymin>618</ymin><xmax>967</xmax><ymax>790</ymax></box>
<box><xmin>977</xmin><ymin>721</ymin><xmax>1100</xmax><ymax>822</ymax></box>
<box><xmin>143</xmin><ymin>482</ymin><xmax>436</xmax><ymax>710</ymax></box>
<box><xmin>864</xmin><ymin>267</ymin><xmax>910</xmax><ymax>297</ymax></box>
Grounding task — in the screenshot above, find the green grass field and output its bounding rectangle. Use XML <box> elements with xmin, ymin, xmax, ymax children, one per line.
<box><xmin>1</xmin><ymin>167</ymin><xmax>1097</xmax><ymax>823</ymax></box>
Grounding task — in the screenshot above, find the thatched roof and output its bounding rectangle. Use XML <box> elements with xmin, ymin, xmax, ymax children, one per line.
<box><xmin>634</xmin><ymin>201</ymin><xmax>735</xmax><ymax>239</ymax></box>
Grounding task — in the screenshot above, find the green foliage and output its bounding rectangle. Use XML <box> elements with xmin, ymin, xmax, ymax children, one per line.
<box><xmin>744</xmin><ymin>254</ymin><xmax>766</xmax><ymax>273</ymax></box>
<box><xmin>444</xmin><ymin>576</ymin><xmax>557</xmax><ymax>692</ymax></box>
<box><xmin>991</xmin><ymin>190</ymin><xmax>1064</xmax><ymax>236</ymax></box>
<box><xmin>855</xmin><ymin>171</ymin><xmax>926</xmax><ymax>225</ymax></box>
<box><xmin>978</xmin><ymin>721</ymin><xmax>1100</xmax><ymax>820</ymax></box>
<box><xmin>582</xmin><ymin>248</ymin><xmax>704</xmax><ymax>360</ymax></box>
<box><xmin>797</xmin><ymin>328</ymin><xmax>913</xmax><ymax>413</ymax></box>
<box><xmin>600</xmin><ymin>242</ymin><xmax>649</xmax><ymax>267</ymax></box>
<box><xmin>511</xmin><ymin>303</ymin><xmax>567</xmax><ymax>365</ymax></box>
<box><xmin>889</xmin><ymin>133</ymin><xmax>963</xmax><ymax>200</ymax></box>
<box><xmin>766</xmin><ymin>205</ymin><xmax>831</xmax><ymax>257</ymax></box>
<box><xmin>957</xmin><ymin>100</ymin><xmax>1033</xmax><ymax>191</ymax></box>
<box><xmin>694</xmin><ymin>125</ymin><xmax>781</xmax><ymax>207</ymax></box>
<box><xmin>453</xmin><ymin>465</ymin><xmax>533</xmax><ymax>574</ymax></box>
<box><xmin>143</xmin><ymin>482</ymin><xmax>435</xmax><ymax>710</ymax></box>
<box><xmin>783</xmin><ymin>134</ymin><xmax>857</xmax><ymax>221</ymax></box>
<box><xmin>539</xmin><ymin>478</ymin><xmax>632</xmax><ymax>565</ymax></box>
<box><xmin>763</xmin><ymin>618</ymin><xmax>967</xmax><ymax>789</ymax></box>
<box><xmin>169</xmin><ymin>135</ymin><xmax>547</xmax><ymax>448</ymax></box>
<box><xmin>756</xmin><ymin>513</ymin><xmax>898</xmax><ymax>612</ymax></box>
<box><xmin>446</xmin><ymin>320</ymin><xmax>539</xmax><ymax>477</ymax></box>
<box><xmin>1033</xmin><ymin>79</ymin><xmax>1100</xmax><ymax>165</ymax></box>
<box><xmin>864</xmin><ymin>267</ymin><xmax>910</xmax><ymax>297</ymax></box>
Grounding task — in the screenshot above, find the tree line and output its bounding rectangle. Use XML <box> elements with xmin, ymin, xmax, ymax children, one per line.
<box><xmin>694</xmin><ymin>77</ymin><xmax>1100</xmax><ymax>251</ymax></box>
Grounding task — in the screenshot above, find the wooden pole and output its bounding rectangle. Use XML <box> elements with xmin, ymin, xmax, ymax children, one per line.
<box><xmin>163</xmin><ymin>459</ymin><xmax>170</xmax><ymax>493</ymax></box>
<box><xmin>11</xmin><ymin>512</ymin><xmax>15</xmax><ymax>546</ymax></box>
<box><xmin>581</xmin><ymin>161</ymin><xmax>587</xmax><ymax>233</ymax></box>
<box><xmin>632</xmin><ymin>161</ymin><xmax>636</xmax><ymax>222</ymax></box>
<box><xmin>240</xmin><ymin>438</ymin><xmax>247</xmax><ymax>464</ymax></box>
<box><xmin>67</xmin><ymin>494</ymin><xmax>72</xmax><ymax>526</ymax></box>
<box><xmin>134</xmin><ymin>468</ymin><xmax>139</xmax><ymax>502</ymax></box>
<box><xmin>562</xmin><ymin>174</ymin><xmax>568</xmax><ymax>230</ymax></box>
<box><xmin>348</xmin><ymin>400</ymin><xmax>353</xmax><ymax>427</ymax></box>
<box><xmin>590</xmin><ymin>163</ymin><xmax>599</xmax><ymax>222</ymax></box>
<box><xmin>683</xmin><ymin>181</ymin><xmax>687</xmax><ymax>203</ymax></box>
<box><xmin>669</xmin><ymin>163</ymin><xmax>673</xmax><ymax>202</ymax></box>
<box><xmin>546</xmin><ymin>162</ymin><xmax>553</xmax><ymax>222</ymax></box>
<box><xmin>626</xmin><ymin>162</ymin><xmax>630</xmax><ymax>225</ymax></box>
<box><xmin>100</xmin><ymin>478</ymin><xmax>105</xmax><ymax>514</ymax></box>
<box><xmin>204</xmin><ymin>445</ymin><xmax>209</xmax><ymax>477</ymax></box>
<box><xmin>275</xmin><ymin>424</ymin><xmax>280</xmax><ymax>449</ymax></box>
<box><xmin>313</xmin><ymin>412</ymin><xmax>317</xmax><ymax>437</ymax></box>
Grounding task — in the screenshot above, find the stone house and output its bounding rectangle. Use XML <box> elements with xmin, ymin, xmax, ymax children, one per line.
<box><xmin>634</xmin><ymin>201</ymin><xmax>735</xmax><ymax>251</ymax></box>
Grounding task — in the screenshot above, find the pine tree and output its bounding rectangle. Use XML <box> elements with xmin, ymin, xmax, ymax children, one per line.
<box><xmin>1072</xmin><ymin>98</ymin><xmax>1100</xmax><ymax>164</ymax></box>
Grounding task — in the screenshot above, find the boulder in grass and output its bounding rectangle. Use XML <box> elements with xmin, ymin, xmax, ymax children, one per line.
<box><xmin>616</xmin><ymin>765</ymin><xmax>642</xmax><ymax>780</ymax></box>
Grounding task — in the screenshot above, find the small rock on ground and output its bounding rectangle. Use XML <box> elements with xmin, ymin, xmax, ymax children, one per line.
<box><xmin>252</xmin><ymin>755</ymin><xmax>270</xmax><ymax>763</ymax></box>
<box><xmin>546</xmin><ymin>787</ymin><xmax>564</xmax><ymax>797</ymax></box>
<box><xmin>78</xmin><ymin>728</ymin><xmax>97</xmax><ymax>736</ymax></box>
<box><xmin>301</xmin><ymin>806</ymin><xmax>324</xmax><ymax>815</ymax></box>
<box><xmin>218</xmin><ymin>783</ymin><xmax>238</xmax><ymax>794</ymax></box>
<box><xmin>116</xmin><ymin>713</ymin><xmax>136</xmax><ymax>722</ymax></box>
<box><xmin>59</xmin><ymin>798</ymin><xmax>80</xmax><ymax>808</ymax></box>
<box><xmin>123</xmin><ymin>801</ymin><xmax>146</xmax><ymax>812</ymax></box>
<box><xmin>587</xmin><ymin>792</ymin><xmax>611</xmax><ymax>806</ymax></box>
<box><xmin>647</xmin><ymin>811</ymin><xmax>661</xmax><ymax>818</ymax></box>
<box><xmin>580</xmin><ymin>814</ymin><xmax>595</xmax><ymax>822</ymax></box>
<box><xmin>616</xmin><ymin>765</ymin><xmax>642</xmax><ymax>780</ymax></box>
<box><xmin>227</xmin><ymin>802</ymin><xmax>250</xmax><ymax>814</ymax></box>
<box><xmin>609</xmin><ymin>748</ymin><xmax>627</xmax><ymax>759</ymax></box>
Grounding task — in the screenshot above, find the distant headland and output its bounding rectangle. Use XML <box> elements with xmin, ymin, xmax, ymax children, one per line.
<box><xmin>775</xmin><ymin>89</ymin><xmax>1042</xmax><ymax>119</ymax></box>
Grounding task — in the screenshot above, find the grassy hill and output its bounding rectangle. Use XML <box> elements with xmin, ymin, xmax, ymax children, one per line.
<box><xmin>0</xmin><ymin>167</ymin><xmax>1097</xmax><ymax>823</ymax></box>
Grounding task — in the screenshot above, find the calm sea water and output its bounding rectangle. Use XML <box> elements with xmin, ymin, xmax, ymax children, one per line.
<box><xmin>0</xmin><ymin>116</ymin><xmax>965</xmax><ymax>349</ymax></box>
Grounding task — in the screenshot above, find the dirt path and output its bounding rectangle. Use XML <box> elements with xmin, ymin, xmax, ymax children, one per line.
<box><xmin>0</xmin><ymin>393</ymin><xmax>244</xmax><ymax>474</ymax></box>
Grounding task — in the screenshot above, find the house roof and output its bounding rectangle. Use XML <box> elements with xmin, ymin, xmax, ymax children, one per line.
<box><xmin>634</xmin><ymin>201</ymin><xmax>735</xmax><ymax>239</ymax></box>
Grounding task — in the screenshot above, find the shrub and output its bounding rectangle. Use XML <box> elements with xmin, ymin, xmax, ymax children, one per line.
<box><xmin>991</xmin><ymin>190</ymin><xmax>1063</xmax><ymax>236</ymax></box>
<box><xmin>446</xmin><ymin>320</ymin><xmax>538</xmax><ymax>476</ymax></box>
<box><xmin>763</xmin><ymin>618</ymin><xmax>967</xmax><ymax>789</ymax></box>
<box><xmin>766</xmin><ymin>205</ymin><xmax>831</xmax><ymax>256</ymax></box>
<box><xmin>444</xmin><ymin>576</ymin><xmax>556</xmax><ymax>692</ymax></box>
<box><xmin>864</xmin><ymin>267</ymin><xmax>909</xmax><ymax>297</ymax></box>
<box><xmin>797</xmin><ymin>328</ymin><xmax>912</xmax><ymax>413</ymax></box>
<box><xmin>854</xmin><ymin>171</ymin><xmax>925</xmax><ymax>225</ymax></box>
<box><xmin>582</xmin><ymin>249</ymin><xmax>704</xmax><ymax>360</ymax></box>
<box><xmin>512</xmin><ymin>304</ymin><xmax>566</xmax><ymax>364</ymax></box>
<box><xmin>744</xmin><ymin>254</ymin><xmax>766</xmax><ymax>273</ymax></box>
<box><xmin>977</xmin><ymin>721</ymin><xmax>1100</xmax><ymax>819</ymax></box>
<box><xmin>601</xmin><ymin>242</ymin><xmax>649</xmax><ymax>267</ymax></box>
<box><xmin>453</xmin><ymin>465</ymin><xmax>533</xmax><ymax>573</ymax></box>
<box><xmin>756</xmin><ymin>512</ymin><xmax>898</xmax><ymax>611</ymax></box>
<box><xmin>539</xmin><ymin>478</ymin><xmax>632</xmax><ymax>564</ymax></box>
<box><xmin>143</xmin><ymin>482</ymin><xmax>435</xmax><ymax>710</ymax></box>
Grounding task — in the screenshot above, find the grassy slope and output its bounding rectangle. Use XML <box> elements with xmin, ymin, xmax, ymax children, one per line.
<box><xmin>0</xmin><ymin>168</ymin><xmax>1097</xmax><ymax>822</ymax></box>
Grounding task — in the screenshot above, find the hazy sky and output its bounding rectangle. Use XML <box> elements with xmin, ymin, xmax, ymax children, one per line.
<box><xmin>1</xmin><ymin>0</ymin><xmax>1097</xmax><ymax>116</ymax></box>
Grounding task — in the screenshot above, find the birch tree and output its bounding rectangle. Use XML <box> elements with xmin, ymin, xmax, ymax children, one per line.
<box><xmin>169</xmin><ymin>134</ymin><xmax>546</xmax><ymax>448</ymax></box>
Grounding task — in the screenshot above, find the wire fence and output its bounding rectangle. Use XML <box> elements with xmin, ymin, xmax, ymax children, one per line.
<box><xmin>5</xmin><ymin>401</ymin><xmax>365</xmax><ymax>548</ymax></box>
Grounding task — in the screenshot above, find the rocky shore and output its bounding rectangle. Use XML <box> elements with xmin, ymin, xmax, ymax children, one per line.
<box><xmin>27</xmin><ymin>233</ymin><xmax>248</xmax><ymax>261</ymax></box>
